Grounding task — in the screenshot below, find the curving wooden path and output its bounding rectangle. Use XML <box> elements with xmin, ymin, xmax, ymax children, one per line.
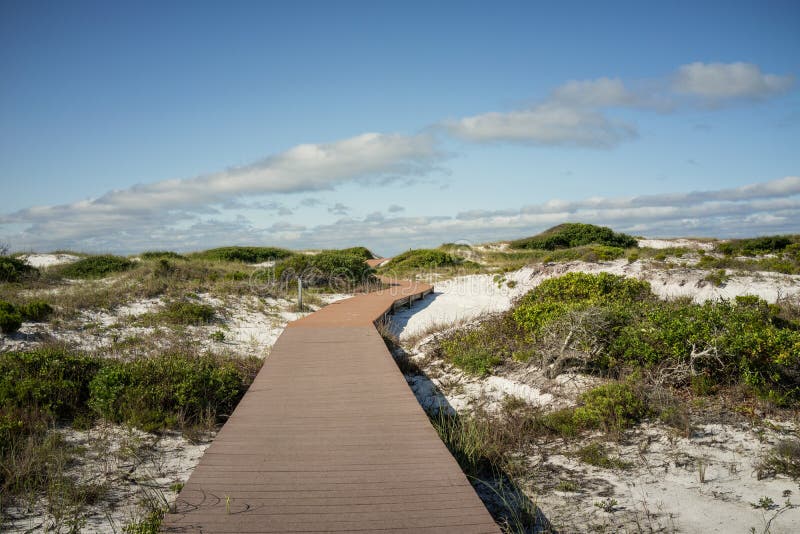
<box><xmin>163</xmin><ymin>276</ymin><xmax>500</xmax><ymax>533</ymax></box>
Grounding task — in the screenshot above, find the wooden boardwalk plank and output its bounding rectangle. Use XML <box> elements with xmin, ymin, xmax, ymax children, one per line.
<box><xmin>162</xmin><ymin>279</ymin><xmax>499</xmax><ymax>532</ymax></box>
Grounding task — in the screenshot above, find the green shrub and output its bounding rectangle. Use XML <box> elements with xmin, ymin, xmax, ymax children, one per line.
<box><xmin>0</xmin><ymin>308</ymin><xmax>22</xmax><ymax>333</ymax></box>
<box><xmin>513</xmin><ymin>272</ymin><xmax>652</xmax><ymax>337</ymax></box>
<box><xmin>0</xmin><ymin>256</ymin><xmax>38</xmax><ymax>283</ymax></box>
<box><xmin>0</xmin><ymin>348</ymin><xmax>102</xmax><ymax>426</ymax></box>
<box><xmin>20</xmin><ymin>300</ymin><xmax>53</xmax><ymax>321</ymax></box>
<box><xmin>140</xmin><ymin>250</ymin><xmax>185</xmax><ymax>260</ymax></box>
<box><xmin>439</xmin><ymin>330</ymin><xmax>501</xmax><ymax>376</ymax></box>
<box><xmin>510</xmin><ymin>223</ymin><xmax>637</xmax><ymax>250</ymax></box>
<box><xmin>58</xmin><ymin>255</ymin><xmax>133</xmax><ymax>279</ymax></box>
<box><xmin>336</xmin><ymin>247</ymin><xmax>374</xmax><ymax>260</ymax></box>
<box><xmin>380</xmin><ymin>249</ymin><xmax>478</xmax><ymax>275</ymax></box>
<box><xmin>89</xmin><ymin>353</ymin><xmax>256</xmax><ymax>431</ymax></box>
<box><xmin>575</xmin><ymin>442</ymin><xmax>631</xmax><ymax>469</ymax></box>
<box><xmin>717</xmin><ymin>235</ymin><xmax>797</xmax><ymax>256</ymax></box>
<box><xmin>0</xmin><ymin>300</ymin><xmax>53</xmax><ymax>332</ymax></box>
<box><xmin>607</xmin><ymin>296</ymin><xmax>800</xmax><ymax>402</ymax></box>
<box><xmin>573</xmin><ymin>383</ymin><xmax>649</xmax><ymax>432</ymax></box>
<box><xmin>274</xmin><ymin>251</ymin><xmax>375</xmax><ymax>287</ymax></box>
<box><xmin>191</xmin><ymin>246</ymin><xmax>293</xmax><ymax>263</ymax></box>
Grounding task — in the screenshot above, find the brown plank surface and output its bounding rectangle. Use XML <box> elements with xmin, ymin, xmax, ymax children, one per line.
<box><xmin>162</xmin><ymin>278</ymin><xmax>500</xmax><ymax>533</ymax></box>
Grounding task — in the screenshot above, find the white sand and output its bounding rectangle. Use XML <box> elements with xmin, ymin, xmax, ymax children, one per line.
<box><xmin>638</xmin><ymin>238</ymin><xmax>716</xmax><ymax>251</ymax></box>
<box><xmin>391</xmin><ymin>260</ymin><xmax>800</xmax><ymax>342</ymax></box>
<box><xmin>20</xmin><ymin>253</ymin><xmax>80</xmax><ymax>268</ymax></box>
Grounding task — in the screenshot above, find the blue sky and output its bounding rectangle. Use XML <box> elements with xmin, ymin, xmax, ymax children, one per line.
<box><xmin>1</xmin><ymin>0</ymin><xmax>798</xmax><ymax>255</ymax></box>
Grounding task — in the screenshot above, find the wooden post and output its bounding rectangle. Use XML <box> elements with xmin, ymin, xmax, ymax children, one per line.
<box><xmin>298</xmin><ymin>277</ymin><xmax>303</xmax><ymax>311</ymax></box>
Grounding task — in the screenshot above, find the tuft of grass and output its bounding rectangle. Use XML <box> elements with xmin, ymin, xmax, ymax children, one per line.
<box><xmin>575</xmin><ymin>442</ymin><xmax>632</xmax><ymax>469</ymax></box>
<box><xmin>703</xmin><ymin>269</ymin><xmax>729</xmax><ymax>287</ymax></box>
<box><xmin>439</xmin><ymin>331</ymin><xmax>501</xmax><ymax>376</ymax></box>
<box><xmin>57</xmin><ymin>255</ymin><xmax>133</xmax><ymax>279</ymax></box>
<box><xmin>758</xmin><ymin>439</ymin><xmax>800</xmax><ymax>480</ymax></box>
<box><xmin>142</xmin><ymin>301</ymin><xmax>216</xmax><ymax>326</ymax></box>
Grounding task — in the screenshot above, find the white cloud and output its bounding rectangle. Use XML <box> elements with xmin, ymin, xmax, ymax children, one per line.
<box><xmin>673</xmin><ymin>62</ymin><xmax>794</xmax><ymax>100</ymax></box>
<box><xmin>1</xmin><ymin>132</ymin><xmax>442</xmax><ymax>247</ymax></box>
<box><xmin>446</xmin><ymin>62</ymin><xmax>793</xmax><ymax>146</ymax></box>
<box><xmin>551</xmin><ymin>77</ymin><xmax>636</xmax><ymax>107</ymax></box>
<box><xmin>445</xmin><ymin>104</ymin><xmax>637</xmax><ymax>147</ymax></box>
<box><xmin>4</xmin><ymin>177</ymin><xmax>798</xmax><ymax>255</ymax></box>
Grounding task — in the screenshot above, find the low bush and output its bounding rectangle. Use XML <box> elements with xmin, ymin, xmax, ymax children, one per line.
<box><xmin>191</xmin><ymin>246</ymin><xmax>293</xmax><ymax>263</ymax></box>
<box><xmin>535</xmin><ymin>383</ymin><xmax>649</xmax><ymax>438</ymax></box>
<box><xmin>0</xmin><ymin>256</ymin><xmax>38</xmax><ymax>283</ymax></box>
<box><xmin>572</xmin><ymin>383</ymin><xmax>649</xmax><ymax>432</ymax></box>
<box><xmin>0</xmin><ymin>308</ymin><xmax>22</xmax><ymax>333</ymax></box>
<box><xmin>575</xmin><ymin>442</ymin><xmax>631</xmax><ymax>469</ymax></box>
<box><xmin>336</xmin><ymin>246</ymin><xmax>374</xmax><ymax>260</ymax></box>
<box><xmin>58</xmin><ymin>255</ymin><xmax>133</xmax><ymax>279</ymax></box>
<box><xmin>0</xmin><ymin>348</ymin><xmax>101</xmax><ymax>425</ymax></box>
<box><xmin>89</xmin><ymin>353</ymin><xmax>256</xmax><ymax>431</ymax></box>
<box><xmin>140</xmin><ymin>250</ymin><xmax>185</xmax><ymax>260</ymax></box>
<box><xmin>0</xmin><ymin>347</ymin><xmax>260</xmax><ymax>497</ymax></box>
<box><xmin>144</xmin><ymin>301</ymin><xmax>216</xmax><ymax>326</ymax></box>
<box><xmin>0</xmin><ymin>300</ymin><xmax>53</xmax><ymax>331</ymax></box>
<box><xmin>380</xmin><ymin>249</ymin><xmax>478</xmax><ymax>275</ymax></box>
<box><xmin>510</xmin><ymin>223</ymin><xmax>637</xmax><ymax>250</ymax></box>
<box><xmin>20</xmin><ymin>300</ymin><xmax>54</xmax><ymax>321</ymax></box>
<box><xmin>274</xmin><ymin>250</ymin><xmax>375</xmax><ymax>288</ymax></box>
<box><xmin>717</xmin><ymin>235</ymin><xmax>797</xmax><ymax>256</ymax></box>
<box><xmin>438</xmin><ymin>272</ymin><xmax>800</xmax><ymax>404</ymax></box>
<box><xmin>0</xmin><ymin>348</ymin><xmax>259</xmax><ymax>437</ymax></box>
<box><xmin>513</xmin><ymin>272</ymin><xmax>651</xmax><ymax>338</ymax></box>
<box><xmin>439</xmin><ymin>329</ymin><xmax>502</xmax><ymax>376</ymax></box>
<box><xmin>435</xmin><ymin>314</ymin><xmax>533</xmax><ymax>376</ymax></box>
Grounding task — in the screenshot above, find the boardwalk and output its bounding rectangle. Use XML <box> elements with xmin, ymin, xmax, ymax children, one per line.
<box><xmin>163</xmin><ymin>278</ymin><xmax>500</xmax><ymax>533</ymax></box>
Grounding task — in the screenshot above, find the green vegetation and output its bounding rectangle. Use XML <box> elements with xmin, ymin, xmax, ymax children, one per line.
<box><xmin>190</xmin><ymin>246</ymin><xmax>294</xmax><ymax>263</ymax></box>
<box><xmin>0</xmin><ymin>346</ymin><xmax>260</xmax><ymax>496</ymax></box>
<box><xmin>0</xmin><ymin>256</ymin><xmax>38</xmax><ymax>283</ymax></box>
<box><xmin>57</xmin><ymin>255</ymin><xmax>134</xmax><ymax>279</ymax></box>
<box><xmin>510</xmin><ymin>223</ymin><xmax>637</xmax><ymax>251</ymax></box>
<box><xmin>438</xmin><ymin>329</ymin><xmax>502</xmax><ymax>376</ymax></box>
<box><xmin>574</xmin><ymin>442</ymin><xmax>631</xmax><ymax>469</ymax></box>
<box><xmin>274</xmin><ymin>250</ymin><xmax>375</xmax><ymax>288</ymax></box>
<box><xmin>0</xmin><ymin>306</ymin><xmax>21</xmax><ymax>333</ymax></box>
<box><xmin>437</xmin><ymin>272</ymin><xmax>800</xmax><ymax>405</ymax></box>
<box><xmin>379</xmin><ymin>248</ymin><xmax>479</xmax><ymax>275</ymax></box>
<box><xmin>142</xmin><ymin>300</ymin><xmax>216</xmax><ymax>326</ymax></box>
<box><xmin>89</xmin><ymin>352</ymin><xmax>254</xmax><ymax>431</ymax></box>
<box><xmin>0</xmin><ymin>299</ymin><xmax>53</xmax><ymax>333</ymax></box>
<box><xmin>139</xmin><ymin>250</ymin><xmax>185</xmax><ymax>260</ymax></box>
<box><xmin>758</xmin><ymin>439</ymin><xmax>800</xmax><ymax>480</ymax></box>
<box><xmin>335</xmin><ymin>246</ymin><xmax>374</xmax><ymax>260</ymax></box>
<box><xmin>697</xmin><ymin>250</ymin><xmax>800</xmax><ymax>275</ymax></box>
<box><xmin>717</xmin><ymin>235</ymin><xmax>798</xmax><ymax>256</ymax></box>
